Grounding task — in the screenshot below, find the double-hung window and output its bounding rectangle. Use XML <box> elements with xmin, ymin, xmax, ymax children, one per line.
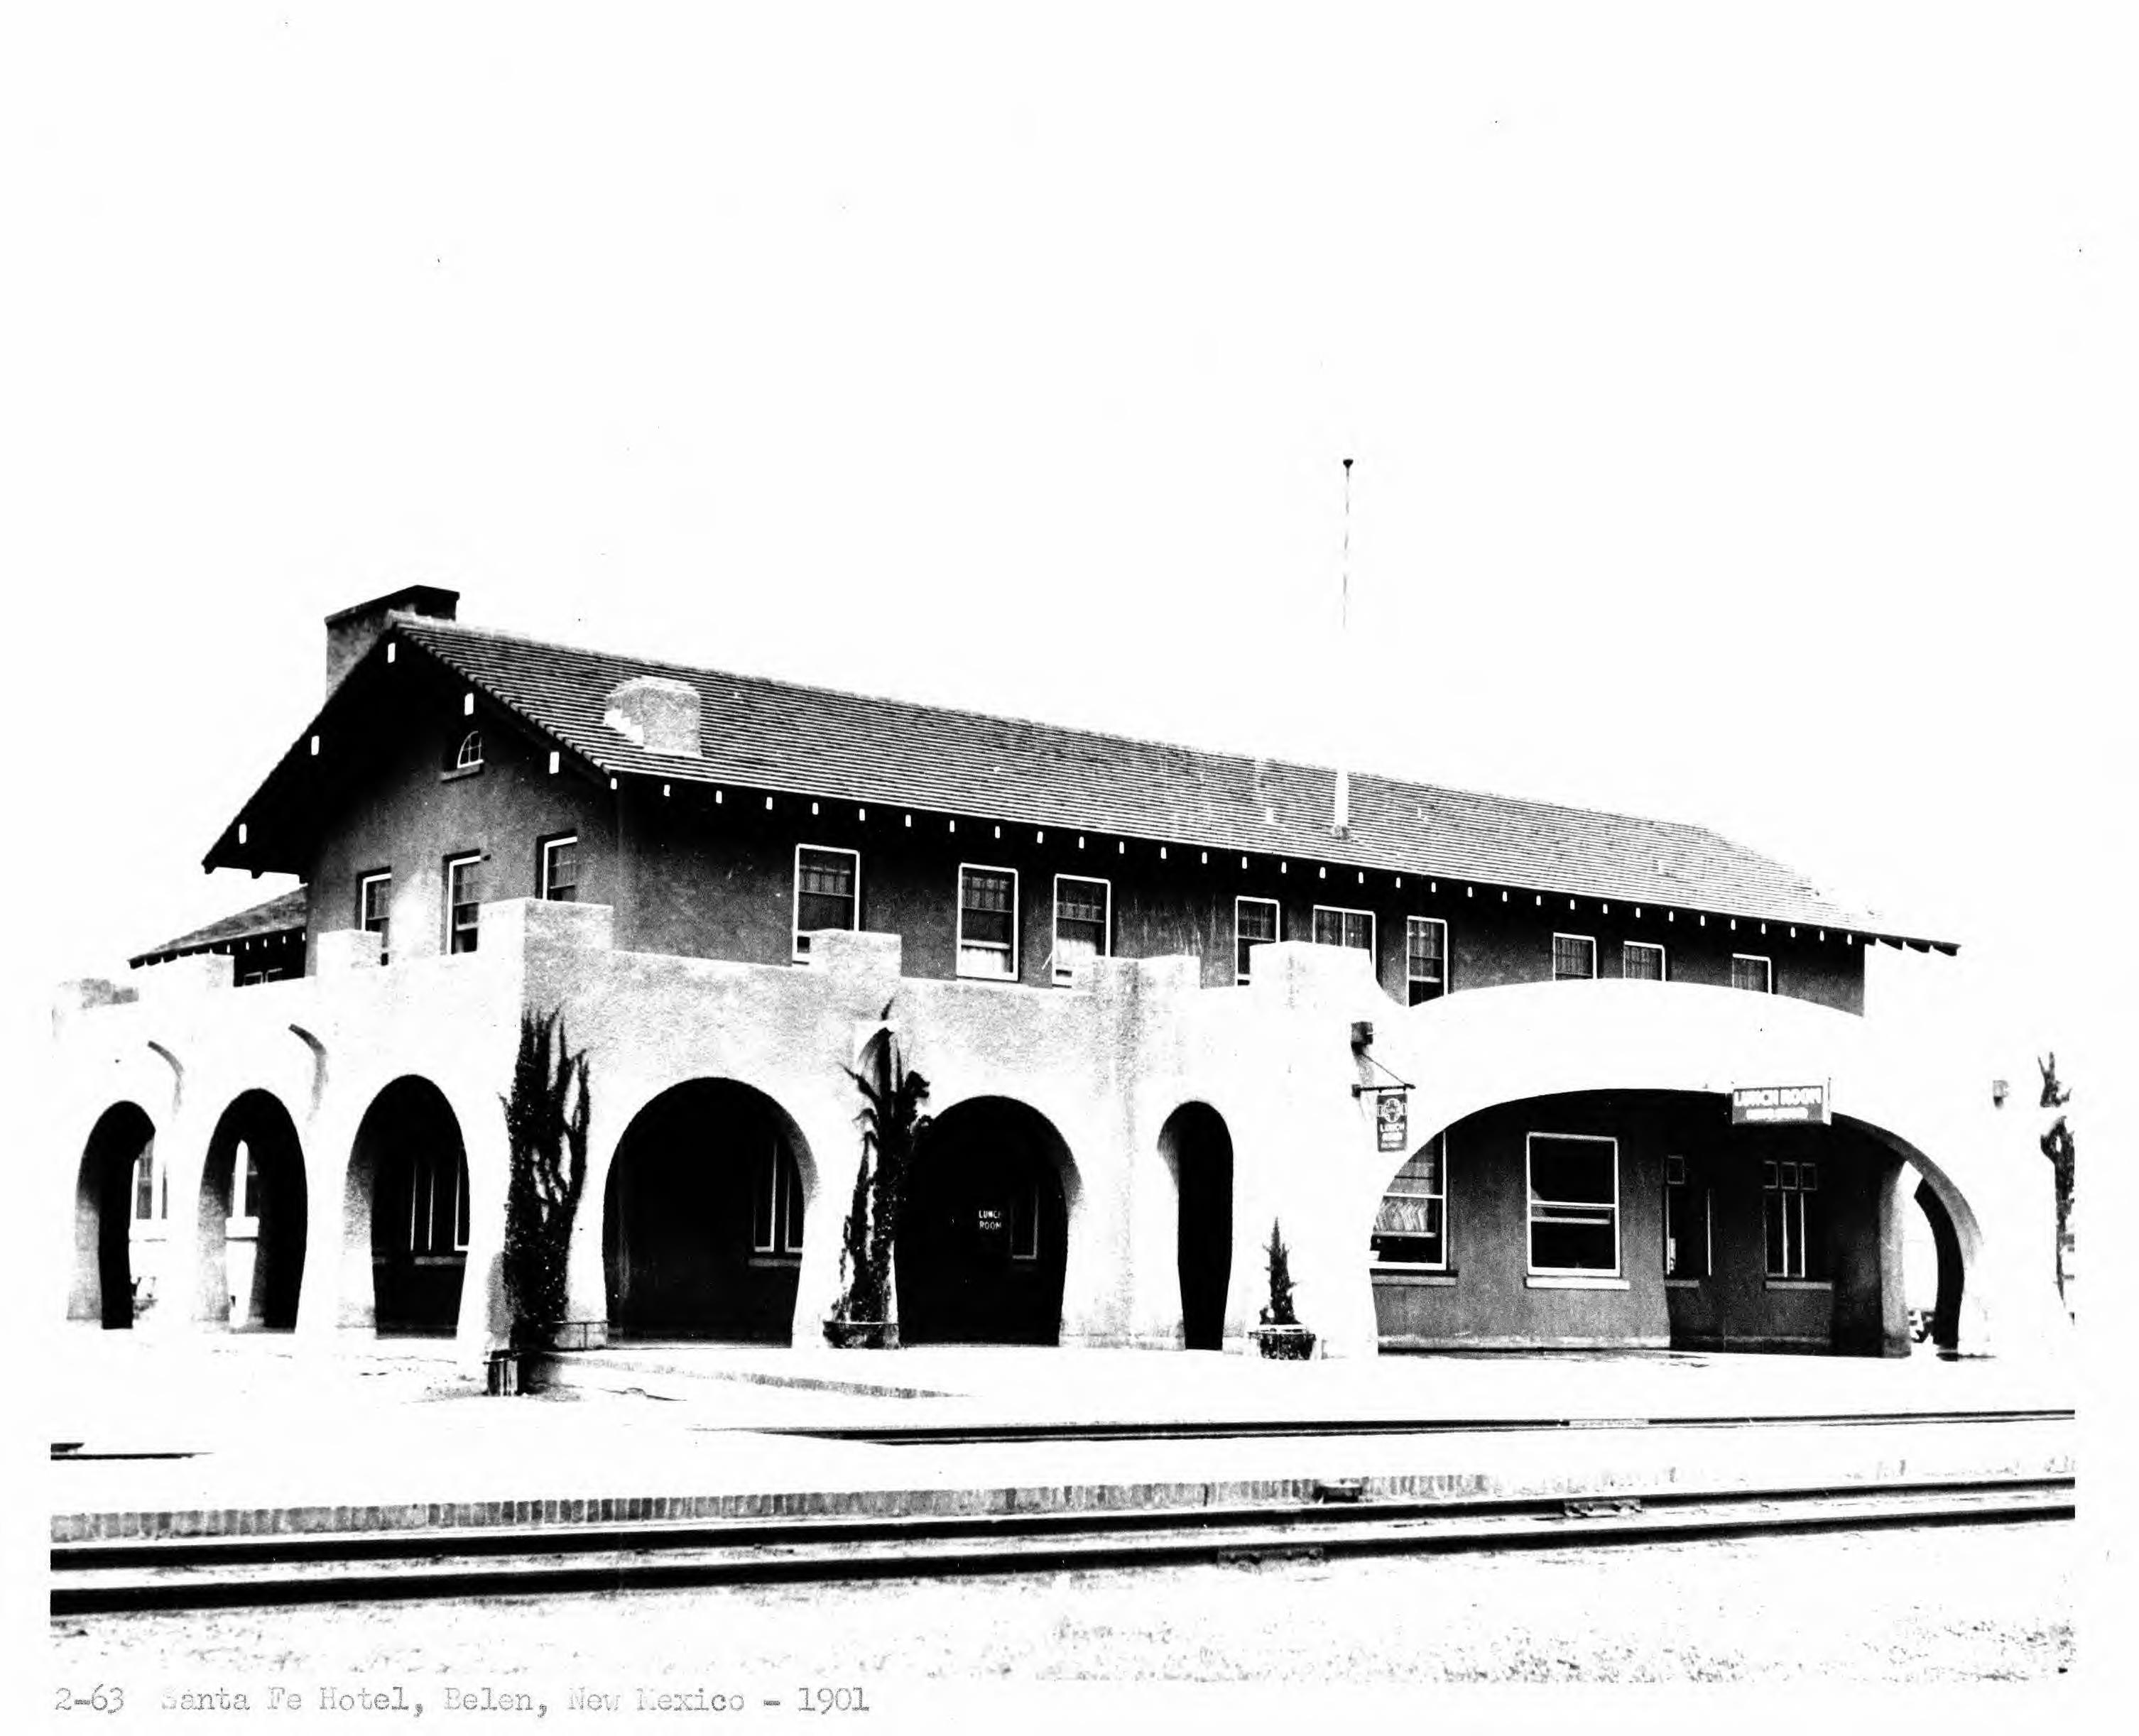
<box><xmin>1312</xmin><ymin>905</ymin><xmax>1375</xmax><ymax>958</ymax></box>
<box><xmin>1235</xmin><ymin>897</ymin><xmax>1279</xmax><ymax>983</ymax></box>
<box><xmin>1406</xmin><ymin>917</ymin><xmax>1449</xmax><ymax>1004</ymax></box>
<box><xmin>1732</xmin><ymin>954</ymin><xmax>1774</xmax><ymax>993</ymax></box>
<box><xmin>1526</xmin><ymin>1132</ymin><xmax>1619</xmax><ymax>1274</ymax></box>
<box><xmin>1664</xmin><ymin>1154</ymin><xmax>1709</xmax><ymax>1279</ymax></box>
<box><xmin>1371</xmin><ymin>1135</ymin><xmax>1447</xmax><ymax>1268</ymax></box>
<box><xmin>1764</xmin><ymin>1159</ymin><xmax>1823</xmax><ymax>1279</ymax></box>
<box><xmin>359</xmin><ymin>871</ymin><xmax>392</xmax><ymax>965</ymax></box>
<box><xmin>793</xmin><ymin>846</ymin><xmax>860</xmax><ymax>961</ymax></box>
<box><xmin>541</xmin><ymin>835</ymin><xmax>579</xmax><ymax>902</ymax></box>
<box><xmin>1052</xmin><ymin>875</ymin><xmax>1110</xmax><ymax>986</ymax></box>
<box><xmin>957</xmin><ymin>865</ymin><xmax>1018</xmax><ymax>980</ymax></box>
<box><xmin>1622</xmin><ymin>939</ymin><xmax>1666</xmax><ymax>982</ymax></box>
<box><xmin>408</xmin><ymin>1146</ymin><xmax>469</xmax><ymax>1255</ymax></box>
<box><xmin>446</xmin><ymin>853</ymin><xmax>483</xmax><ymax>954</ymax></box>
<box><xmin>132</xmin><ymin>1145</ymin><xmax>162</xmax><ymax>1222</ymax></box>
<box><xmin>1552</xmin><ymin>933</ymin><xmax>1596</xmax><ymax>981</ymax></box>
<box><xmin>751</xmin><ymin>1141</ymin><xmax>806</xmax><ymax>1257</ymax></box>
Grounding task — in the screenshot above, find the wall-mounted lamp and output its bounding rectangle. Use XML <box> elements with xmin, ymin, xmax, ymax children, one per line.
<box><xmin>1991</xmin><ymin>1079</ymin><xmax>2010</xmax><ymax>1108</ymax></box>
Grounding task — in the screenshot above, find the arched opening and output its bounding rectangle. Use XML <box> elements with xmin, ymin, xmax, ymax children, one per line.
<box><xmin>1907</xmin><ymin>1174</ymin><xmax>1965</xmax><ymax>1355</ymax></box>
<box><xmin>603</xmin><ymin>1079</ymin><xmax>813</xmax><ymax>1342</ymax></box>
<box><xmin>195</xmin><ymin>1091</ymin><xmax>307</xmax><ymax>1330</ymax></box>
<box><xmin>349</xmin><ymin>1076</ymin><xmax>469</xmax><ymax>1336</ymax></box>
<box><xmin>71</xmin><ymin>1103</ymin><xmax>156</xmax><ymax>1328</ymax></box>
<box><xmin>898</xmin><ymin>1096</ymin><xmax>1074</xmax><ymax>1345</ymax></box>
<box><xmin>1159</xmin><ymin>1103</ymin><xmax>1233</xmax><ymax>1350</ymax></box>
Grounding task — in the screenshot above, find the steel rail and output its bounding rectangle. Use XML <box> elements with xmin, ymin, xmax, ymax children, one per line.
<box><xmin>51</xmin><ymin>1474</ymin><xmax>2074</xmax><ymax>1616</ymax></box>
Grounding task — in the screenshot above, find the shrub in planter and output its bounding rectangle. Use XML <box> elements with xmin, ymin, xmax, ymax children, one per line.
<box><xmin>824</xmin><ymin>1002</ymin><xmax>931</xmax><ymax>1348</ymax></box>
<box><xmin>1251</xmin><ymin>1218</ymin><xmax>1316</xmax><ymax>1360</ymax></box>
<box><xmin>499</xmin><ymin>1007</ymin><xmax>591</xmax><ymax>1389</ymax></box>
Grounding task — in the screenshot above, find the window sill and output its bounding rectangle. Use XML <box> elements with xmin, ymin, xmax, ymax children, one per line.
<box><xmin>954</xmin><ymin>971</ymin><xmax>1019</xmax><ymax>985</ymax></box>
<box><xmin>1664</xmin><ymin>1277</ymin><xmax>1707</xmax><ymax>1289</ymax></box>
<box><xmin>1371</xmin><ymin>1267</ymin><xmax>1457</xmax><ymax>1287</ymax></box>
<box><xmin>1765</xmin><ymin>1278</ymin><xmax>1833</xmax><ymax>1292</ymax></box>
<box><xmin>439</xmin><ymin>765</ymin><xmax>484</xmax><ymax>782</ymax></box>
<box><xmin>747</xmin><ymin>1254</ymin><xmax>802</xmax><ymax>1269</ymax></box>
<box><xmin>1525</xmin><ymin>1274</ymin><xmax>1629</xmax><ymax>1290</ymax></box>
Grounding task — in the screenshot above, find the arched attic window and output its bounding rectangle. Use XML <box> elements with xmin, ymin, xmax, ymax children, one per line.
<box><xmin>452</xmin><ymin>728</ymin><xmax>484</xmax><ymax>772</ymax></box>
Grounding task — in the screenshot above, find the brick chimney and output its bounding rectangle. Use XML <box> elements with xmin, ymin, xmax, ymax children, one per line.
<box><xmin>325</xmin><ymin>585</ymin><xmax>459</xmax><ymax>696</ymax></box>
<box><xmin>604</xmin><ymin>675</ymin><xmax>702</xmax><ymax>757</ymax></box>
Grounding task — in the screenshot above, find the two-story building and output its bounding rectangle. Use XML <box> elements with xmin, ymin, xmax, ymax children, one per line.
<box><xmin>55</xmin><ymin>586</ymin><xmax>2064</xmax><ymax>1366</ymax></box>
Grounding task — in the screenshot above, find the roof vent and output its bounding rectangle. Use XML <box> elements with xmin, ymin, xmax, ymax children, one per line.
<box><xmin>604</xmin><ymin>676</ymin><xmax>702</xmax><ymax>757</ymax></box>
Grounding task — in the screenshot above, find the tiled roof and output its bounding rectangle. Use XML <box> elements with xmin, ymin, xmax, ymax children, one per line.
<box><xmin>131</xmin><ymin>888</ymin><xmax>308</xmax><ymax>968</ymax></box>
<box><xmin>369</xmin><ymin>615</ymin><xmax>1944</xmax><ymax>948</ymax></box>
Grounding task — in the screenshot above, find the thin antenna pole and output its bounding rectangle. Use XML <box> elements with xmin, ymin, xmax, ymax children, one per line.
<box><xmin>1333</xmin><ymin>457</ymin><xmax>1354</xmax><ymax>838</ymax></box>
<box><xmin>1341</xmin><ymin>457</ymin><xmax>1354</xmax><ymax>635</ymax></box>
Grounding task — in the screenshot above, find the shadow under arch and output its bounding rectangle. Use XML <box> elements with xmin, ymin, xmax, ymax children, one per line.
<box><xmin>898</xmin><ymin>1094</ymin><xmax>1078</xmax><ymax>1346</ymax></box>
<box><xmin>1157</xmin><ymin>1101</ymin><xmax>1233</xmax><ymax>1350</ymax></box>
<box><xmin>347</xmin><ymin>1076</ymin><xmax>469</xmax><ymax>1335</ymax></box>
<box><xmin>71</xmin><ymin>1103</ymin><xmax>156</xmax><ymax>1328</ymax></box>
<box><xmin>602</xmin><ymin>1078</ymin><xmax>817</xmax><ymax>1342</ymax></box>
<box><xmin>1836</xmin><ymin>1113</ymin><xmax>1982</xmax><ymax>1355</ymax></box>
<box><xmin>195</xmin><ymin>1088</ymin><xmax>308</xmax><ymax>1330</ymax></box>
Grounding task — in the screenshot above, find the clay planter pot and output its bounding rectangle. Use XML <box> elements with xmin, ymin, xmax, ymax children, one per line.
<box><xmin>824</xmin><ymin>1319</ymin><xmax>900</xmax><ymax>1350</ymax></box>
<box><xmin>1251</xmin><ymin>1325</ymin><xmax>1317</xmax><ymax>1361</ymax></box>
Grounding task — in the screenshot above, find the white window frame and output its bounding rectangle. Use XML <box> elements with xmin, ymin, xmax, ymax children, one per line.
<box><xmin>1234</xmin><ymin>895</ymin><xmax>1280</xmax><ymax>984</ymax></box>
<box><xmin>445</xmin><ymin>853</ymin><xmax>483</xmax><ymax>954</ymax></box>
<box><xmin>409</xmin><ymin>1145</ymin><xmax>469</xmax><ymax>1255</ymax></box>
<box><xmin>955</xmin><ymin>863</ymin><xmax>1020</xmax><ymax>981</ymax></box>
<box><xmin>1371</xmin><ymin>1132</ymin><xmax>1449</xmax><ymax>1271</ymax></box>
<box><xmin>1525</xmin><ymin>1130</ymin><xmax>1621</xmax><ymax>1279</ymax></box>
<box><xmin>1009</xmin><ymin>1173</ymin><xmax>1040</xmax><ymax>1261</ymax></box>
<box><xmin>751</xmin><ymin>1139</ymin><xmax>806</xmax><ymax>1258</ymax></box>
<box><xmin>1312</xmin><ymin>904</ymin><xmax>1376</xmax><ymax>957</ymax></box>
<box><xmin>1552</xmin><ymin>932</ymin><xmax>1597</xmax><ymax>981</ymax></box>
<box><xmin>1733</xmin><ymin>953</ymin><xmax>1774</xmax><ymax>993</ymax></box>
<box><xmin>1763</xmin><ymin>1157</ymin><xmax>1822</xmax><ymax>1279</ymax></box>
<box><xmin>1663</xmin><ymin>1152</ymin><xmax>1711</xmax><ymax>1282</ymax></box>
<box><xmin>1405</xmin><ymin>916</ymin><xmax>1449</xmax><ymax>1003</ymax></box>
<box><xmin>359</xmin><ymin>870</ymin><xmax>392</xmax><ymax>963</ymax></box>
<box><xmin>452</xmin><ymin>728</ymin><xmax>484</xmax><ymax>772</ymax></box>
<box><xmin>1622</xmin><ymin>939</ymin><xmax>1667</xmax><ymax>981</ymax></box>
<box><xmin>540</xmin><ymin>834</ymin><xmax>579</xmax><ymax>902</ymax></box>
<box><xmin>792</xmin><ymin>844</ymin><xmax>861</xmax><ymax>962</ymax></box>
<box><xmin>1051</xmin><ymin>873</ymin><xmax>1111</xmax><ymax>987</ymax></box>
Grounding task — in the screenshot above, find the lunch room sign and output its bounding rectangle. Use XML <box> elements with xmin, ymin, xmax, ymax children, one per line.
<box><xmin>1731</xmin><ymin>1083</ymin><xmax>1831</xmax><ymax>1125</ymax></box>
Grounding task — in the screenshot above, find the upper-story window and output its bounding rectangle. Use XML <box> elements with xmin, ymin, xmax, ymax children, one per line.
<box><xmin>359</xmin><ymin>870</ymin><xmax>392</xmax><ymax>966</ymax></box>
<box><xmin>1406</xmin><ymin>917</ymin><xmax>1449</xmax><ymax>1004</ymax></box>
<box><xmin>541</xmin><ymin>835</ymin><xmax>579</xmax><ymax>902</ymax></box>
<box><xmin>1622</xmin><ymin>939</ymin><xmax>1666</xmax><ymax>982</ymax></box>
<box><xmin>1764</xmin><ymin>1159</ymin><xmax>1822</xmax><ymax>1279</ymax></box>
<box><xmin>751</xmin><ymin>1140</ymin><xmax>806</xmax><ymax>1257</ymax></box>
<box><xmin>1527</xmin><ymin>1132</ymin><xmax>1619</xmax><ymax>1275</ymax></box>
<box><xmin>1235</xmin><ymin>896</ymin><xmax>1279</xmax><ymax>983</ymax></box>
<box><xmin>446</xmin><ymin>853</ymin><xmax>483</xmax><ymax>954</ymax></box>
<box><xmin>1312</xmin><ymin>905</ymin><xmax>1375</xmax><ymax>957</ymax></box>
<box><xmin>957</xmin><ymin>865</ymin><xmax>1018</xmax><ymax>980</ymax></box>
<box><xmin>1731</xmin><ymin>954</ymin><xmax>1774</xmax><ymax>993</ymax></box>
<box><xmin>1664</xmin><ymin>1153</ymin><xmax>1709</xmax><ymax>1280</ymax></box>
<box><xmin>1552</xmin><ymin>933</ymin><xmax>1596</xmax><ymax>981</ymax></box>
<box><xmin>793</xmin><ymin>846</ymin><xmax>860</xmax><ymax>962</ymax></box>
<box><xmin>452</xmin><ymin>729</ymin><xmax>484</xmax><ymax>773</ymax></box>
<box><xmin>1052</xmin><ymin>875</ymin><xmax>1110</xmax><ymax>986</ymax></box>
<box><xmin>1371</xmin><ymin>1134</ymin><xmax>1447</xmax><ymax>1268</ymax></box>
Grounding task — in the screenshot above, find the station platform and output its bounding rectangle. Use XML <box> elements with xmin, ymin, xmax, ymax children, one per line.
<box><xmin>47</xmin><ymin>1334</ymin><xmax>2077</xmax><ymax>1545</ymax></box>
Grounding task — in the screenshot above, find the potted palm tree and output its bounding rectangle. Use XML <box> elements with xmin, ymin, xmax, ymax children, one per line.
<box><xmin>1248</xmin><ymin>1218</ymin><xmax>1315</xmax><ymax>1360</ymax></box>
<box><xmin>824</xmin><ymin>1003</ymin><xmax>931</xmax><ymax>1348</ymax></box>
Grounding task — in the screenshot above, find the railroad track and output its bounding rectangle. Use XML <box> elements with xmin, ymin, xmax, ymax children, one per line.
<box><xmin>753</xmin><ymin>1406</ymin><xmax>2077</xmax><ymax>1446</ymax></box>
<box><xmin>51</xmin><ymin>1473</ymin><xmax>2074</xmax><ymax>1615</ymax></box>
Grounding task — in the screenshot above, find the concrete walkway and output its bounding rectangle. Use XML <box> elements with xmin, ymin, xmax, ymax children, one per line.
<box><xmin>48</xmin><ymin>1333</ymin><xmax>2077</xmax><ymax>1544</ymax></box>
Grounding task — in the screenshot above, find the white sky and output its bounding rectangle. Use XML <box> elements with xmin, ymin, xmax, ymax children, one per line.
<box><xmin>6</xmin><ymin>4</ymin><xmax>2129</xmax><ymax>1093</ymax></box>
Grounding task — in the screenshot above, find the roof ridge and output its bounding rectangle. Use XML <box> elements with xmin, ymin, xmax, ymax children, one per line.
<box><xmin>396</xmin><ymin>613</ymin><xmax>1746</xmax><ymax>840</ymax></box>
